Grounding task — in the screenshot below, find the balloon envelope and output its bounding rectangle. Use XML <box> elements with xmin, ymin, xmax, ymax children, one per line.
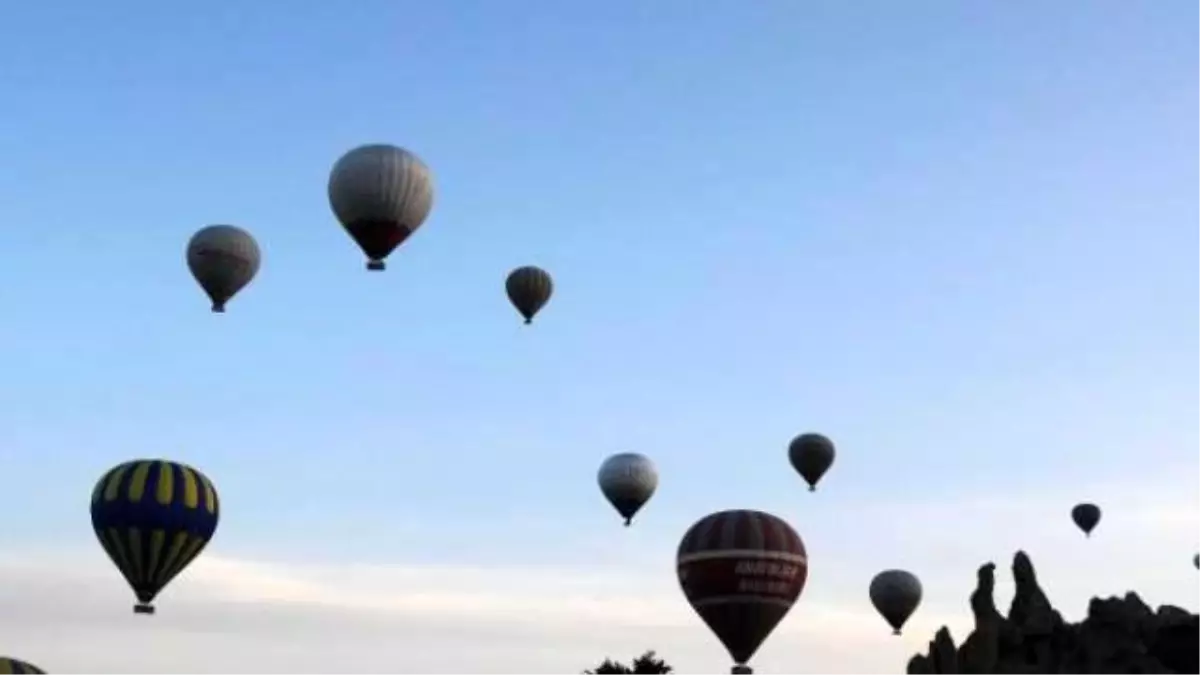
<box><xmin>1071</xmin><ymin>503</ymin><xmax>1101</xmax><ymax>536</ymax></box>
<box><xmin>787</xmin><ymin>433</ymin><xmax>835</xmax><ymax>491</ymax></box>
<box><xmin>90</xmin><ymin>459</ymin><xmax>220</xmax><ymax>614</ymax></box>
<box><xmin>328</xmin><ymin>144</ymin><xmax>435</xmax><ymax>271</ymax></box>
<box><xmin>869</xmin><ymin>569</ymin><xmax>923</xmax><ymax>635</ymax></box>
<box><xmin>677</xmin><ymin>509</ymin><xmax>808</xmax><ymax>669</ymax></box>
<box><xmin>505</xmin><ymin>266</ymin><xmax>553</xmax><ymax>324</ymax></box>
<box><xmin>186</xmin><ymin>225</ymin><xmax>261</xmax><ymax>312</ymax></box>
<box><xmin>0</xmin><ymin>657</ymin><xmax>44</xmax><ymax>674</ymax></box>
<box><xmin>597</xmin><ymin>453</ymin><xmax>658</xmax><ymax>526</ymax></box>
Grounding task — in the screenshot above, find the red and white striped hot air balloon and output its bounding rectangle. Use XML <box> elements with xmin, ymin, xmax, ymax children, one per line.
<box><xmin>676</xmin><ymin>509</ymin><xmax>809</xmax><ymax>674</ymax></box>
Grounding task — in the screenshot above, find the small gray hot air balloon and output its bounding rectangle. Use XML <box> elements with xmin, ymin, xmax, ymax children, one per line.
<box><xmin>870</xmin><ymin>569</ymin><xmax>923</xmax><ymax>635</ymax></box>
<box><xmin>505</xmin><ymin>266</ymin><xmax>553</xmax><ymax>325</ymax></box>
<box><xmin>597</xmin><ymin>453</ymin><xmax>658</xmax><ymax>526</ymax></box>
<box><xmin>1071</xmin><ymin>503</ymin><xmax>1101</xmax><ymax>537</ymax></box>
<box><xmin>788</xmin><ymin>433</ymin><xmax>835</xmax><ymax>492</ymax></box>
<box><xmin>1192</xmin><ymin>553</ymin><xmax>1197</xmax><ymax>570</ymax></box>
<box><xmin>186</xmin><ymin>225</ymin><xmax>261</xmax><ymax>313</ymax></box>
<box><xmin>328</xmin><ymin>144</ymin><xmax>435</xmax><ymax>271</ymax></box>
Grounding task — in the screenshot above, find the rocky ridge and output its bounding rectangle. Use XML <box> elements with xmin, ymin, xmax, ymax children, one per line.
<box><xmin>907</xmin><ymin>551</ymin><xmax>1198</xmax><ymax>674</ymax></box>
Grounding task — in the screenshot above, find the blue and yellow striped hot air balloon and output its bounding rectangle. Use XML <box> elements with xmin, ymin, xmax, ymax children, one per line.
<box><xmin>0</xmin><ymin>657</ymin><xmax>45</xmax><ymax>674</ymax></box>
<box><xmin>90</xmin><ymin>459</ymin><xmax>220</xmax><ymax>615</ymax></box>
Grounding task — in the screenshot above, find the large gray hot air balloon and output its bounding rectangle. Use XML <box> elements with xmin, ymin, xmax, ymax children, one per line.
<box><xmin>1071</xmin><ymin>503</ymin><xmax>1101</xmax><ymax>537</ymax></box>
<box><xmin>186</xmin><ymin>225</ymin><xmax>261</xmax><ymax>313</ymax></box>
<box><xmin>597</xmin><ymin>453</ymin><xmax>658</xmax><ymax>527</ymax></box>
<box><xmin>869</xmin><ymin>569</ymin><xmax>922</xmax><ymax>635</ymax></box>
<box><xmin>328</xmin><ymin>144</ymin><xmax>435</xmax><ymax>271</ymax></box>
<box><xmin>788</xmin><ymin>433</ymin><xmax>835</xmax><ymax>492</ymax></box>
<box><xmin>505</xmin><ymin>266</ymin><xmax>553</xmax><ymax>324</ymax></box>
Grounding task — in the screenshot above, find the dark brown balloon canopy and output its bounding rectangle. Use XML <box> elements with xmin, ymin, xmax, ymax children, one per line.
<box><xmin>505</xmin><ymin>266</ymin><xmax>553</xmax><ymax>324</ymax></box>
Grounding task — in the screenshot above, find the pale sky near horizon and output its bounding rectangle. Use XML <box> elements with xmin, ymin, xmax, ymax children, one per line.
<box><xmin>0</xmin><ymin>1</ymin><xmax>1196</xmax><ymax>673</ymax></box>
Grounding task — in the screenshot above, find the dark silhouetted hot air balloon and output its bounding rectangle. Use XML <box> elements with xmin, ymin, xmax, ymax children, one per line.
<box><xmin>1192</xmin><ymin>553</ymin><xmax>1198</xmax><ymax>570</ymax></box>
<box><xmin>677</xmin><ymin>509</ymin><xmax>808</xmax><ymax>674</ymax></box>
<box><xmin>186</xmin><ymin>225</ymin><xmax>261</xmax><ymax>313</ymax></box>
<box><xmin>1071</xmin><ymin>503</ymin><xmax>1101</xmax><ymax>538</ymax></box>
<box><xmin>90</xmin><ymin>459</ymin><xmax>220</xmax><ymax>615</ymax></box>
<box><xmin>505</xmin><ymin>266</ymin><xmax>553</xmax><ymax>324</ymax></box>
<box><xmin>597</xmin><ymin>453</ymin><xmax>658</xmax><ymax>527</ymax></box>
<box><xmin>869</xmin><ymin>569</ymin><xmax>923</xmax><ymax>635</ymax></box>
<box><xmin>787</xmin><ymin>433</ymin><xmax>835</xmax><ymax>492</ymax></box>
<box><xmin>328</xmin><ymin>144</ymin><xmax>435</xmax><ymax>271</ymax></box>
<box><xmin>0</xmin><ymin>657</ymin><xmax>44</xmax><ymax>674</ymax></box>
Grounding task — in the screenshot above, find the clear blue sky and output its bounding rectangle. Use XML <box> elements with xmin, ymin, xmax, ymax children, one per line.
<box><xmin>0</xmin><ymin>0</ymin><xmax>1195</xmax><ymax>576</ymax></box>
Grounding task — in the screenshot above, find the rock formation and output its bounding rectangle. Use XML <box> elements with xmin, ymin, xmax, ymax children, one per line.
<box><xmin>907</xmin><ymin>551</ymin><xmax>1199</xmax><ymax>674</ymax></box>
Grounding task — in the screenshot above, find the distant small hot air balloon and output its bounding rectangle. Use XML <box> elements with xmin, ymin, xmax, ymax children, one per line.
<box><xmin>0</xmin><ymin>657</ymin><xmax>44</xmax><ymax>674</ymax></box>
<box><xmin>186</xmin><ymin>225</ymin><xmax>261</xmax><ymax>312</ymax></box>
<box><xmin>328</xmin><ymin>144</ymin><xmax>435</xmax><ymax>271</ymax></box>
<box><xmin>1071</xmin><ymin>503</ymin><xmax>1101</xmax><ymax>538</ymax></box>
<box><xmin>677</xmin><ymin>509</ymin><xmax>808</xmax><ymax>674</ymax></box>
<box><xmin>1192</xmin><ymin>553</ymin><xmax>1198</xmax><ymax>570</ymax></box>
<box><xmin>597</xmin><ymin>453</ymin><xmax>658</xmax><ymax>527</ymax></box>
<box><xmin>788</xmin><ymin>433</ymin><xmax>835</xmax><ymax>492</ymax></box>
<box><xmin>505</xmin><ymin>266</ymin><xmax>553</xmax><ymax>324</ymax></box>
<box><xmin>869</xmin><ymin>569</ymin><xmax>923</xmax><ymax>635</ymax></box>
<box><xmin>90</xmin><ymin>459</ymin><xmax>220</xmax><ymax>614</ymax></box>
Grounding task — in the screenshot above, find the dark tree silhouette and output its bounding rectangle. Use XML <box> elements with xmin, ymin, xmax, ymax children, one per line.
<box><xmin>585</xmin><ymin>650</ymin><xmax>674</xmax><ymax>674</ymax></box>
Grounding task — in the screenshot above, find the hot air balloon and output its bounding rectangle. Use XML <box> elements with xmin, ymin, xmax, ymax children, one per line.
<box><xmin>0</xmin><ymin>658</ymin><xmax>44</xmax><ymax>674</ymax></box>
<box><xmin>1192</xmin><ymin>553</ymin><xmax>1198</xmax><ymax>570</ymax></box>
<box><xmin>787</xmin><ymin>433</ymin><xmax>835</xmax><ymax>492</ymax></box>
<box><xmin>869</xmin><ymin>569</ymin><xmax>923</xmax><ymax>635</ymax></box>
<box><xmin>328</xmin><ymin>144</ymin><xmax>435</xmax><ymax>271</ymax></box>
<box><xmin>186</xmin><ymin>225</ymin><xmax>261</xmax><ymax>313</ymax></box>
<box><xmin>597</xmin><ymin>453</ymin><xmax>658</xmax><ymax>527</ymax></box>
<box><xmin>1071</xmin><ymin>503</ymin><xmax>1101</xmax><ymax>538</ymax></box>
<box><xmin>677</xmin><ymin>509</ymin><xmax>808</xmax><ymax>674</ymax></box>
<box><xmin>505</xmin><ymin>266</ymin><xmax>553</xmax><ymax>324</ymax></box>
<box><xmin>90</xmin><ymin>459</ymin><xmax>220</xmax><ymax>614</ymax></box>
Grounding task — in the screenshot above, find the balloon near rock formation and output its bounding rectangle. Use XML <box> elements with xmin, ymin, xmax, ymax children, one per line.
<box><xmin>328</xmin><ymin>144</ymin><xmax>435</xmax><ymax>271</ymax></box>
<box><xmin>677</xmin><ymin>509</ymin><xmax>808</xmax><ymax>674</ymax></box>
<box><xmin>1071</xmin><ymin>502</ymin><xmax>1101</xmax><ymax>537</ymax></box>
<box><xmin>597</xmin><ymin>453</ymin><xmax>658</xmax><ymax>527</ymax></box>
<box><xmin>869</xmin><ymin>569</ymin><xmax>923</xmax><ymax>635</ymax></box>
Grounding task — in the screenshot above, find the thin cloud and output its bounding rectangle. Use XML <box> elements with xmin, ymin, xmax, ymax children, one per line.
<box><xmin>1</xmin><ymin>481</ymin><xmax>1193</xmax><ymax>673</ymax></box>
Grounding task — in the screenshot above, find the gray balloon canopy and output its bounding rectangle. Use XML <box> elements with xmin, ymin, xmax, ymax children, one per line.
<box><xmin>328</xmin><ymin>144</ymin><xmax>435</xmax><ymax>271</ymax></box>
<box><xmin>869</xmin><ymin>569</ymin><xmax>923</xmax><ymax>635</ymax></box>
<box><xmin>186</xmin><ymin>224</ymin><xmax>261</xmax><ymax>313</ymax></box>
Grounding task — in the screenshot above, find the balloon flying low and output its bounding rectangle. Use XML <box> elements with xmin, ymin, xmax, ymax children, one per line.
<box><xmin>505</xmin><ymin>266</ymin><xmax>553</xmax><ymax>324</ymax></box>
<box><xmin>1071</xmin><ymin>503</ymin><xmax>1101</xmax><ymax>538</ymax></box>
<box><xmin>186</xmin><ymin>225</ymin><xmax>260</xmax><ymax>312</ymax></box>
<box><xmin>90</xmin><ymin>459</ymin><xmax>220</xmax><ymax>615</ymax></box>
<box><xmin>788</xmin><ymin>432</ymin><xmax>835</xmax><ymax>492</ymax></box>
<box><xmin>328</xmin><ymin>144</ymin><xmax>435</xmax><ymax>271</ymax></box>
<box><xmin>597</xmin><ymin>453</ymin><xmax>658</xmax><ymax>526</ymax></box>
<box><xmin>0</xmin><ymin>657</ymin><xmax>45</xmax><ymax>674</ymax></box>
<box><xmin>869</xmin><ymin>569</ymin><xmax>923</xmax><ymax>635</ymax></box>
<box><xmin>677</xmin><ymin>509</ymin><xmax>808</xmax><ymax>674</ymax></box>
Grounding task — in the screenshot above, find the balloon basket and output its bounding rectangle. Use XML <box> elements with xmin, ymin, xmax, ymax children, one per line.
<box><xmin>134</xmin><ymin>603</ymin><xmax>156</xmax><ymax>615</ymax></box>
<box><xmin>366</xmin><ymin>260</ymin><xmax>386</xmax><ymax>271</ymax></box>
